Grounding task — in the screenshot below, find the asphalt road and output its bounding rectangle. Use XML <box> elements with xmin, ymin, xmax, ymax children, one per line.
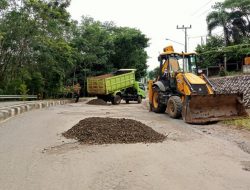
<box><xmin>0</xmin><ymin>101</ymin><xmax>250</xmax><ymax>190</ymax></box>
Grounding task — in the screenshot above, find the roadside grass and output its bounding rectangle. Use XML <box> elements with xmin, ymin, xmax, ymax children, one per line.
<box><xmin>225</xmin><ymin>71</ymin><xmax>243</xmax><ymax>76</ymax></box>
<box><xmin>222</xmin><ymin>117</ymin><xmax>250</xmax><ymax>130</ymax></box>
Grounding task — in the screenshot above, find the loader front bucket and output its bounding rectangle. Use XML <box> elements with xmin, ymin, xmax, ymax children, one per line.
<box><xmin>182</xmin><ymin>93</ymin><xmax>248</xmax><ymax>124</ymax></box>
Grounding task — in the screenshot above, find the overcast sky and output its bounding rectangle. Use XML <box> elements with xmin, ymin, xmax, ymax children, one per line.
<box><xmin>68</xmin><ymin>0</ymin><xmax>224</xmax><ymax>70</ymax></box>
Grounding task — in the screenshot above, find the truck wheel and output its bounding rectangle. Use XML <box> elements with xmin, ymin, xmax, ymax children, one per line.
<box><xmin>152</xmin><ymin>87</ymin><xmax>166</xmax><ymax>113</ymax></box>
<box><xmin>167</xmin><ymin>96</ymin><xmax>182</xmax><ymax>118</ymax></box>
<box><xmin>125</xmin><ymin>100</ymin><xmax>129</xmax><ymax>104</ymax></box>
<box><xmin>112</xmin><ymin>95</ymin><xmax>121</xmax><ymax>105</ymax></box>
<box><xmin>137</xmin><ymin>96</ymin><xmax>142</xmax><ymax>104</ymax></box>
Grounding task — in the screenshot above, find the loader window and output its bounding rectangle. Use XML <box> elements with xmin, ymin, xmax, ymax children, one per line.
<box><xmin>160</xmin><ymin>53</ymin><xmax>197</xmax><ymax>74</ymax></box>
<box><xmin>178</xmin><ymin>55</ymin><xmax>197</xmax><ymax>73</ymax></box>
<box><xmin>187</xmin><ymin>55</ymin><xmax>197</xmax><ymax>73</ymax></box>
<box><xmin>169</xmin><ymin>58</ymin><xmax>180</xmax><ymax>72</ymax></box>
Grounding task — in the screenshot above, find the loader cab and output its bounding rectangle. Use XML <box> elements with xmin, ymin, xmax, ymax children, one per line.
<box><xmin>158</xmin><ymin>48</ymin><xmax>198</xmax><ymax>90</ymax></box>
<box><xmin>159</xmin><ymin>53</ymin><xmax>182</xmax><ymax>89</ymax></box>
<box><xmin>181</xmin><ymin>53</ymin><xmax>197</xmax><ymax>74</ymax></box>
<box><xmin>159</xmin><ymin>53</ymin><xmax>197</xmax><ymax>76</ymax></box>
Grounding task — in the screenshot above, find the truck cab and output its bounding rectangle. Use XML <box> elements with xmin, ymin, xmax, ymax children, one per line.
<box><xmin>122</xmin><ymin>81</ymin><xmax>146</xmax><ymax>104</ymax></box>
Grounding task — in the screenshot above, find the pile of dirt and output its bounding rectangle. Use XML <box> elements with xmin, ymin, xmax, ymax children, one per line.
<box><xmin>210</xmin><ymin>75</ymin><xmax>250</xmax><ymax>108</ymax></box>
<box><xmin>62</xmin><ymin>117</ymin><xmax>166</xmax><ymax>144</ymax></box>
<box><xmin>87</xmin><ymin>99</ymin><xmax>107</xmax><ymax>105</ymax></box>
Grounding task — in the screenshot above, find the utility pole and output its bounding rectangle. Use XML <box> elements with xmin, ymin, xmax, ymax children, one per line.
<box><xmin>201</xmin><ymin>36</ymin><xmax>203</xmax><ymax>46</ymax></box>
<box><xmin>176</xmin><ymin>25</ymin><xmax>192</xmax><ymax>52</ymax></box>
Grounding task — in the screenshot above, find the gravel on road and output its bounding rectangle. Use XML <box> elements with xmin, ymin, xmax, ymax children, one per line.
<box><xmin>62</xmin><ymin>117</ymin><xmax>166</xmax><ymax>144</ymax></box>
<box><xmin>86</xmin><ymin>99</ymin><xmax>107</xmax><ymax>105</ymax></box>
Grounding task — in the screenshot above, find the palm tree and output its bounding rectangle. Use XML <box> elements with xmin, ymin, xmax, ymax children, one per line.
<box><xmin>206</xmin><ymin>3</ymin><xmax>231</xmax><ymax>46</ymax></box>
<box><xmin>223</xmin><ymin>0</ymin><xmax>250</xmax><ymax>38</ymax></box>
<box><xmin>206</xmin><ymin>3</ymin><xmax>231</xmax><ymax>70</ymax></box>
<box><xmin>230</xmin><ymin>10</ymin><xmax>248</xmax><ymax>43</ymax></box>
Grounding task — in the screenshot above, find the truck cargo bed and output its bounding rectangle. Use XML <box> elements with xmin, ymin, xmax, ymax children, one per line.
<box><xmin>87</xmin><ymin>70</ymin><xmax>135</xmax><ymax>95</ymax></box>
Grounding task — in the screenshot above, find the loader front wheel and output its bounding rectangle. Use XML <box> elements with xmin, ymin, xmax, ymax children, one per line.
<box><xmin>151</xmin><ymin>87</ymin><xmax>166</xmax><ymax>113</ymax></box>
<box><xmin>167</xmin><ymin>96</ymin><xmax>182</xmax><ymax>118</ymax></box>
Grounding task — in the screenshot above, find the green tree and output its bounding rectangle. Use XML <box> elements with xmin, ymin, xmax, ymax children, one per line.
<box><xmin>0</xmin><ymin>0</ymin><xmax>75</xmax><ymax>97</ymax></box>
<box><xmin>19</xmin><ymin>83</ymin><xmax>29</xmax><ymax>100</ymax></box>
<box><xmin>148</xmin><ymin>66</ymin><xmax>160</xmax><ymax>80</ymax></box>
<box><xmin>196</xmin><ymin>0</ymin><xmax>250</xmax><ymax>72</ymax></box>
<box><xmin>224</xmin><ymin>0</ymin><xmax>250</xmax><ymax>30</ymax></box>
<box><xmin>207</xmin><ymin>2</ymin><xmax>231</xmax><ymax>46</ymax></box>
<box><xmin>110</xmin><ymin>27</ymin><xmax>149</xmax><ymax>79</ymax></box>
<box><xmin>223</xmin><ymin>0</ymin><xmax>250</xmax><ymax>42</ymax></box>
<box><xmin>0</xmin><ymin>1</ymin><xmax>149</xmax><ymax>97</ymax></box>
<box><xmin>196</xmin><ymin>36</ymin><xmax>224</xmax><ymax>68</ymax></box>
<box><xmin>207</xmin><ymin>0</ymin><xmax>250</xmax><ymax>44</ymax></box>
<box><xmin>71</xmin><ymin>17</ymin><xmax>149</xmax><ymax>94</ymax></box>
<box><xmin>71</xmin><ymin>17</ymin><xmax>115</xmax><ymax>95</ymax></box>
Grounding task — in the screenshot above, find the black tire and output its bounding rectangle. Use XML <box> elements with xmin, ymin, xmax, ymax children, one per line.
<box><xmin>112</xmin><ymin>95</ymin><xmax>121</xmax><ymax>105</ymax></box>
<box><xmin>167</xmin><ymin>96</ymin><xmax>182</xmax><ymax>118</ymax></box>
<box><xmin>75</xmin><ymin>95</ymin><xmax>79</xmax><ymax>103</ymax></box>
<box><xmin>74</xmin><ymin>93</ymin><xmax>80</xmax><ymax>103</ymax></box>
<box><xmin>125</xmin><ymin>100</ymin><xmax>129</xmax><ymax>104</ymax></box>
<box><xmin>137</xmin><ymin>96</ymin><xmax>142</xmax><ymax>104</ymax></box>
<box><xmin>151</xmin><ymin>86</ymin><xmax>166</xmax><ymax>113</ymax></box>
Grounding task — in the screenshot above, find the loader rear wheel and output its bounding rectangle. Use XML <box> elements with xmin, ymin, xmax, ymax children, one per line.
<box><xmin>151</xmin><ymin>87</ymin><xmax>166</xmax><ymax>113</ymax></box>
<box><xmin>167</xmin><ymin>96</ymin><xmax>182</xmax><ymax>118</ymax></box>
<box><xmin>112</xmin><ymin>95</ymin><xmax>121</xmax><ymax>105</ymax></box>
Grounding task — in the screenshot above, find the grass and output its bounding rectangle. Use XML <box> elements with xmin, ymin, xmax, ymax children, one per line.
<box><xmin>222</xmin><ymin>117</ymin><xmax>250</xmax><ymax>130</ymax></box>
<box><xmin>225</xmin><ymin>71</ymin><xmax>244</xmax><ymax>76</ymax></box>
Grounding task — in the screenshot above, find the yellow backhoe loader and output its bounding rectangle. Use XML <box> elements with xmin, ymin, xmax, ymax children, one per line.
<box><xmin>148</xmin><ymin>46</ymin><xmax>248</xmax><ymax>124</ymax></box>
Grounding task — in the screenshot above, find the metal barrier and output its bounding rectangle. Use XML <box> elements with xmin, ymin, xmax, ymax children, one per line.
<box><xmin>0</xmin><ymin>95</ymin><xmax>37</xmax><ymax>99</ymax></box>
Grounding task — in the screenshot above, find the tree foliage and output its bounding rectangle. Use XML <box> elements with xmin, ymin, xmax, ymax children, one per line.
<box><xmin>109</xmin><ymin>27</ymin><xmax>149</xmax><ymax>79</ymax></box>
<box><xmin>197</xmin><ymin>0</ymin><xmax>250</xmax><ymax>69</ymax></box>
<box><xmin>148</xmin><ymin>66</ymin><xmax>160</xmax><ymax>80</ymax></box>
<box><xmin>0</xmin><ymin>0</ymin><xmax>149</xmax><ymax>97</ymax></box>
<box><xmin>196</xmin><ymin>36</ymin><xmax>224</xmax><ymax>68</ymax></box>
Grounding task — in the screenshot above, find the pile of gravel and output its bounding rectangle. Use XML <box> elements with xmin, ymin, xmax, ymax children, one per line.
<box><xmin>210</xmin><ymin>75</ymin><xmax>250</xmax><ymax>108</ymax></box>
<box><xmin>87</xmin><ymin>99</ymin><xmax>107</xmax><ymax>105</ymax></box>
<box><xmin>62</xmin><ymin>117</ymin><xmax>166</xmax><ymax>144</ymax></box>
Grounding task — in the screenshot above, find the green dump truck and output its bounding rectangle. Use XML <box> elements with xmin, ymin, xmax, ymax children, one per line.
<box><xmin>87</xmin><ymin>69</ymin><xmax>146</xmax><ymax>105</ymax></box>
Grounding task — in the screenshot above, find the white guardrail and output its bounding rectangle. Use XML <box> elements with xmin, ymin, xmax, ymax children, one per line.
<box><xmin>0</xmin><ymin>95</ymin><xmax>37</xmax><ymax>99</ymax></box>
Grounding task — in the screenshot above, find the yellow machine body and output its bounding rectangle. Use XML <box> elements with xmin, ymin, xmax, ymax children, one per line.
<box><xmin>148</xmin><ymin>45</ymin><xmax>248</xmax><ymax>124</ymax></box>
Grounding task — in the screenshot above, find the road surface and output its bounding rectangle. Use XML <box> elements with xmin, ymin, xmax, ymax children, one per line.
<box><xmin>0</xmin><ymin>101</ymin><xmax>250</xmax><ymax>190</ymax></box>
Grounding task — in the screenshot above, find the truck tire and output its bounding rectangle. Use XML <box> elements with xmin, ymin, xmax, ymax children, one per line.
<box><xmin>112</xmin><ymin>95</ymin><xmax>121</xmax><ymax>105</ymax></box>
<box><xmin>167</xmin><ymin>96</ymin><xmax>182</xmax><ymax>118</ymax></box>
<box><xmin>151</xmin><ymin>87</ymin><xmax>166</xmax><ymax>113</ymax></box>
<box><xmin>137</xmin><ymin>96</ymin><xmax>142</xmax><ymax>104</ymax></box>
